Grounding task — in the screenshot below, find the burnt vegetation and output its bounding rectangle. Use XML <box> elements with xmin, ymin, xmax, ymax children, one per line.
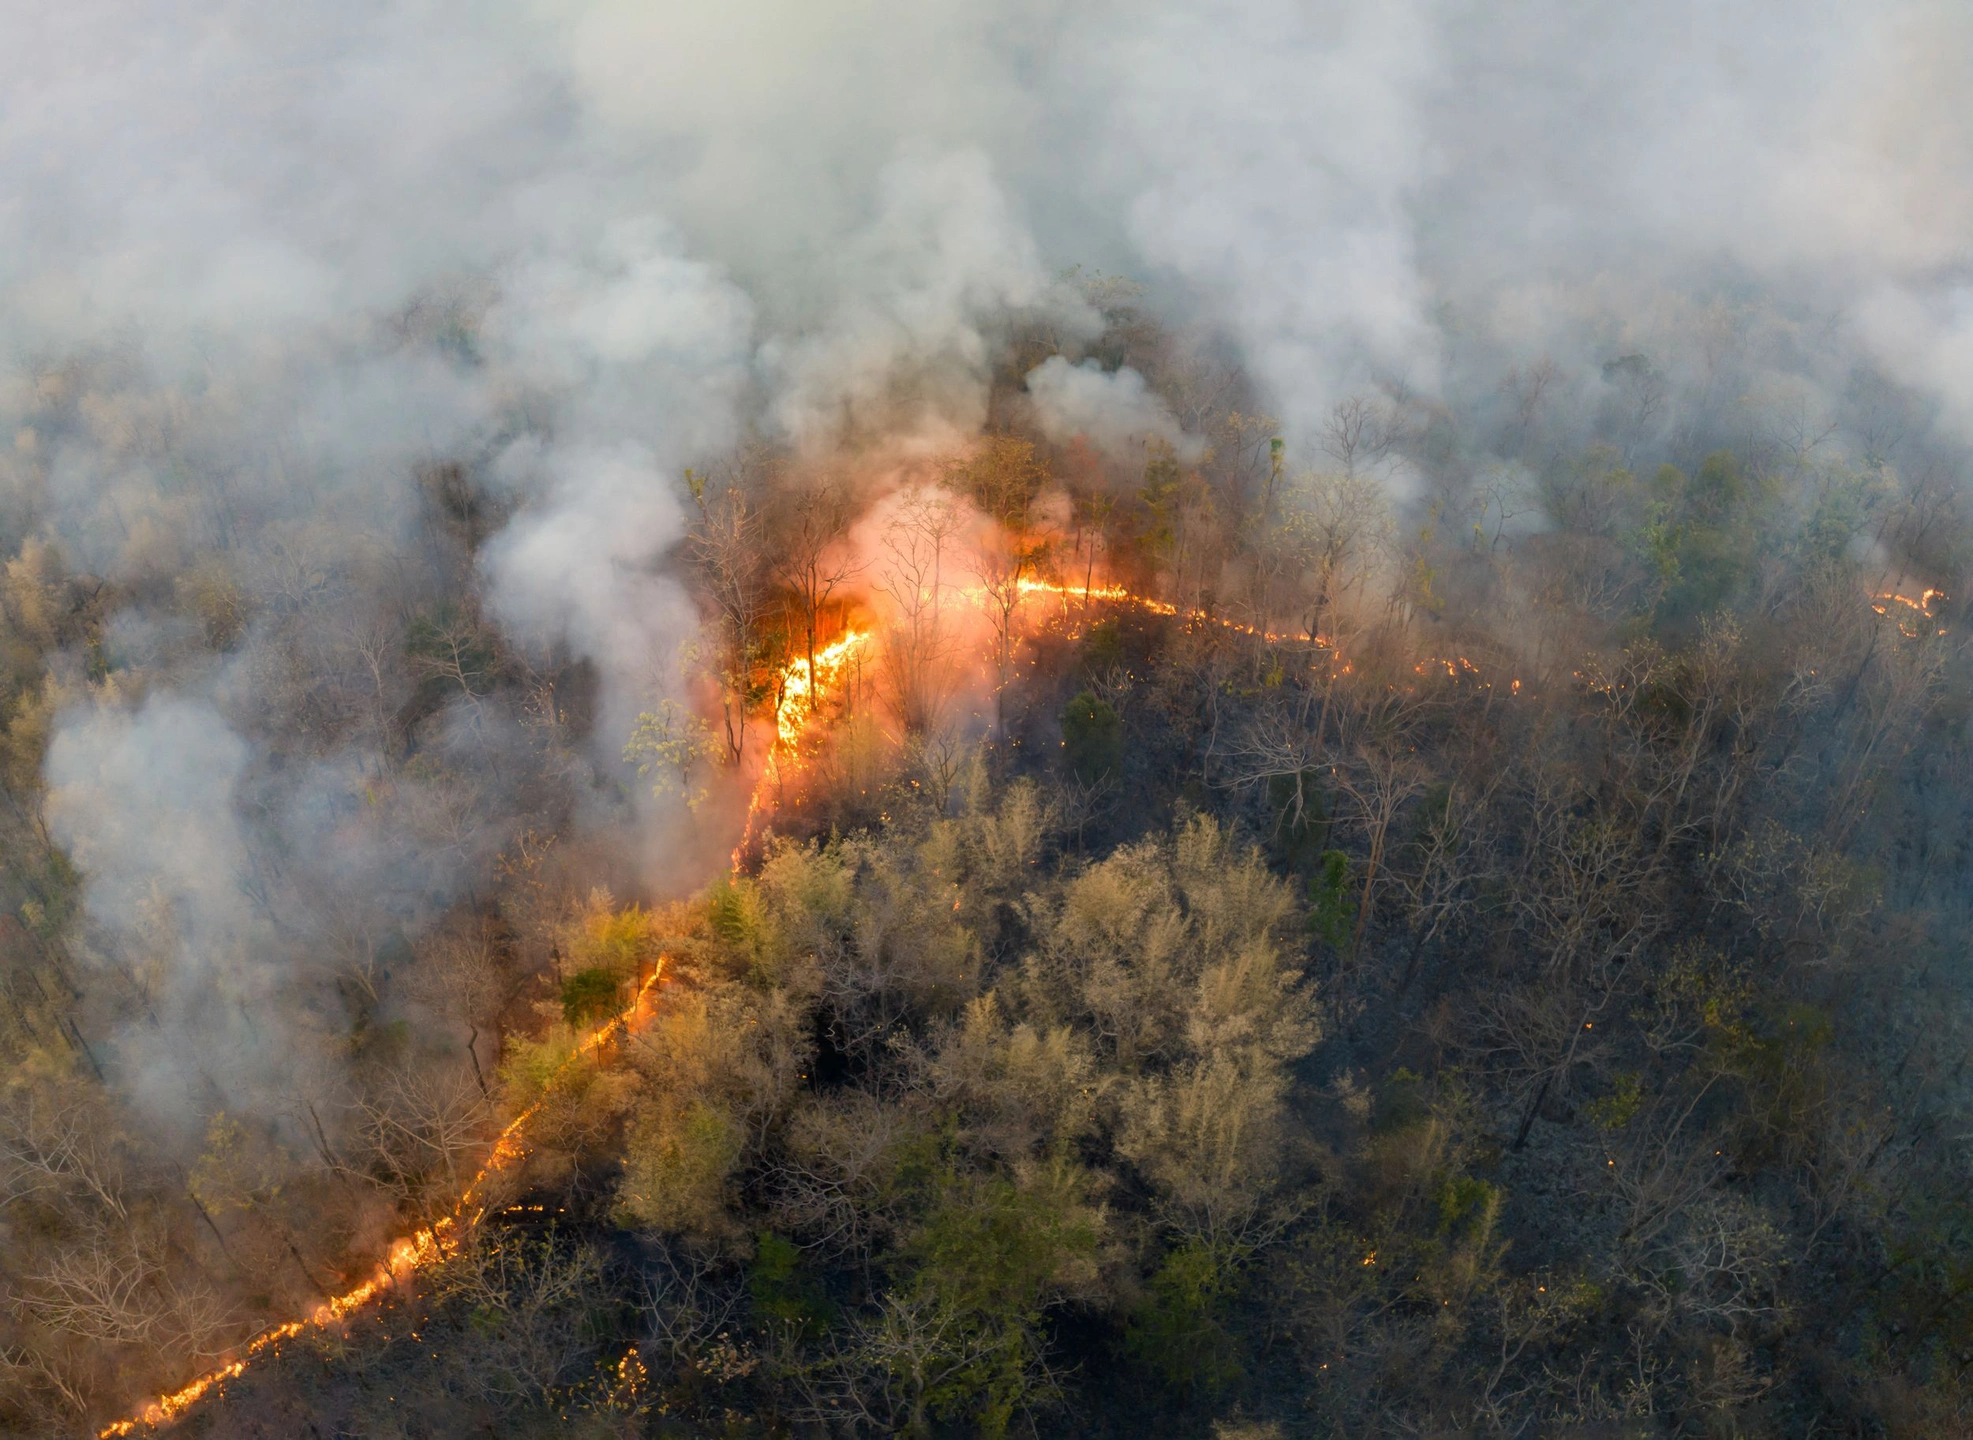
<box><xmin>6</xmin><ymin>291</ymin><xmax>1973</xmax><ymax>1440</ymax></box>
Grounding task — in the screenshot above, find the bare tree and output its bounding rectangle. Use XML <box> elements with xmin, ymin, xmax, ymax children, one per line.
<box><xmin>686</xmin><ymin>470</ymin><xmax>774</xmax><ymax>766</ymax></box>
<box><xmin>878</xmin><ymin>488</ymin><xmax>965</xmax><ymax>735</ymax></box>
<box><xmin>14</xmin><ymin>1228</ymin><xmax>236</xmax><ymax>1362</ymax></box>
<box><xmin>351</xmin><ymin>1061</ymin><xmax>493</xmax><ymax>1214</ymax></box>
<box><xmin>338</xmin><ymin>606</ymin><xmax>405</xmax><ymax>770</ymax></box>
<box><xmin>0</xmin><ymin>1081</ymin><xmax>129</xmax><ymax>1219</ymax></box>
<box><xmin>1322</xmin><ymin>394</ymin><xmax>1396</xmax><ymax>478</ymax></box>
<box><xmin>405</xmin><ymin>920</ymin><xmax>509</xmax><ymax>1098</ymax></box>
<box><xmin>969</xmin><ymin>524</ymin><xmax>1049</xmax><ymax>738</ymax></box>
<box><xmin>772</xmin><ymin>474</ymin><xmax>864</xmax><ymax>713</ymax></box>
<box><xmin>1393</xmin><ymin>778</ymin><xmax>1494</xmax><ymax>995</ymax></box>
<box><xmin>1329</xmin><ymin>744</ymin><xmax>1426</xmax><ymax>967</ymax></box>
<box><xmin>435</xmin><ymin>1233</ymin><xmax>606</xmax><ymax>1407</ymax></box>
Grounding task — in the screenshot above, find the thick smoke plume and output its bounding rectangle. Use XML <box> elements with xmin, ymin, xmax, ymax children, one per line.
<box><xmin>4</xmin><ymin>4</ymin><xmax>1972</xmax><ymax>1418</ymax></box>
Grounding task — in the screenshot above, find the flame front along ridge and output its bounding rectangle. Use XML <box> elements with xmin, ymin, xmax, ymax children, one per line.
<box><xmin>100</xmin><ymin>965</ymin><xmax>663</xmax><ymax>1437</ymax></box>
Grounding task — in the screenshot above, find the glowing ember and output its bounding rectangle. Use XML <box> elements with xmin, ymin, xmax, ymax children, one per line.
<box><xmin>100</xmin><ymin>964</ymin><xmax>664</xmax><ymax>1437</ymax></box>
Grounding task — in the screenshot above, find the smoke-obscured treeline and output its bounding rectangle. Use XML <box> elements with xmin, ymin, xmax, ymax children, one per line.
<box><xmin>5</xmin><ymin>253</ymin><xmax>1973</xmax><ymax>1440</ymax></box>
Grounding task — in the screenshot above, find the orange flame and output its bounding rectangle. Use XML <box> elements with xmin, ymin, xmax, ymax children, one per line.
<box><xmin>732</xmin><ymin>629</ymin><xmax>877</xmax><ymax>866</ymax></box>
<box><xmin>776</xmin><ymin>629</ymin><xmax>872</xmax><ymax>751</ymax></box>
<box><xmin>100</xmin><ymin>964</ymin><xmax>664</xmax><ymax>1436</ymax></box>
<box><xmin>1872</xmin><ymin>588</ymin><xmax>1949</xmax><ymax>637</ymax></box>
<box><xmin>1010</xmin><ymin>575</ymin><xmax>1330</xmax><ymax>647</ymax></box>
<box><xmin>1873</xmin><ymin>587</ymin><xmax>1946</xmax><ymax>616</ymax></box>
<box><xmin>737</xmin><ymin>573</ymin><xmax>1343</xmax><ymax>858</ymax></box>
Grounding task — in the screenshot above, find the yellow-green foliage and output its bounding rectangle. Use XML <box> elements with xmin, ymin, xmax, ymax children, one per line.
<box><xmin>614</xmin><ymin>980</ymin><xmax>814</xmax><ymax>1244</ymax></box>
<box><xmin>500</xmin><ymin>1029</ymin><xmax>583</xmax><ymax>1110</ymax></box>
<box><xmin>563</xmin><ymin>888</ymin><xmax>661</xmax><ymax>978</ymax></box>
<box><xmin>603</xmin><ymin>786</ymin><xmax>1326</xmax><ymax>1434</ymax></box>
<box><xmin>188</xmin><ymin>1112</ymin><xmax>288</xmax><ymax>1215</ymax></box>
<box><xmin>617</xmin><ymin>1096</ymin><xmax>744</xmax><ymax>1238</ymax></box>
<box><xmin>173</xmin><ymin>557</ymin><xmax>249</xmax><ymax>649</ymax></box>
<box><xmin>927</xmin><ymin>992</ymin><xmax>1102</xmax><ymax>1160</ymax></box>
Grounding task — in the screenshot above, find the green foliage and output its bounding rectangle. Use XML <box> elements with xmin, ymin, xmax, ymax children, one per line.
<box><xmin>702</xmin><ymin>874</ymin><xmax>782</xmax><ymax>984</ymax></box>
<box><xmin>951</xmin><ymin>435</ymin><xmax>1049</xmax><ymax>528</ymax></box>
<box><xmin>1407</xmin><ymin>530</ymin><xmax>1444</xmax><ymax>618</ymax></box>
<box><xmin>904</xmin><ymin>1162</ymin><xmax>1100</xmax><ymax>1326</ymax></box>
<box><xmin>1433</xmin><ymin>1174</ymin><xmax>1501</xmax><ymax>1240</ymax></box>
<box><xmin>1061</xmin><ymin>689</ymin><xmax>1122</xmax><ymax>782</ymax></box>
<box><xmin>189</xmin><ymin>1112</ymin><xmax>285</xmax><ymax>1215</ymax></box>
<box><xmin>1586</xmin><ymin>1071</ymin><xmax>1645</xmax><ymax>1131</ymax></box>
<box><xmin>616</xmin><ymin>1098</ymin><xmax>744</xmax><ymax>1237</ymax></box>
<box><xmin>1139</xmin><ymin>441</ymin><xmax>1184</xmax><ymax>560</ymax></box>
<box><xmin>499</xmin><ymin>1030</ymin><xmax>582</xmax><ymax>1109</ymax></box>
<box><xmin>749</xmin><ymin>1231</ymin><xmax>832</xmax><ymax>1336</ymax></box>
<box><xmin>1798</xmin><ymin>465</ymin><xmax>1890</xmax><ymax>563</ymax></box>
<box><xmin>1124</xmin><ymin>1237</ymin><xmax>1246</xmax><ymax>1395</ymax></box>
<box><xmin>175</xmin><ymin>561</ymin><xmax>249</xmax><ymax>649</ymax></box>
<box><xmin>572</xmin><ymin>899</ymin><xmax>658</xmax><ymax>974</ymax></box>
<box><xmin>898</xmin><ymin>1161</ymin><xmax>1101</xmax><ymax>1436</ymax></box>
<box><xmin>1634</xmin><ymin>462</ymin><xmax>1687</xmax><ymax>594</ymax></box>
<box><xmin>560</xmin><ymin>966</ymin><xmax>622</xmax><ymax>1027</ymax></box>
<box><xmin>625</xmin><ymin>698</ymin><xmax>723</xmax><ymax>809</ymax></box>
<box><xmin>1652</xmin><ymin>450</ymin><xmax>1771</xmax><ymax>622</ymax></box>
<box><xmin>705</xmin><ymin>876</ymin><xmax>763</xmax><ymax>946</ymax></box>
<box><xmin>1372</xmin><ymin>1068</ymin><xmax>1429</xmax><ymax>1136</ymax></box>
<box><xmin>1308</xmin><ymin>848</ymin><xmax>1355</xmax><ymax>953</ymax></box>
<box><xmin>1081</xmin><ymin>617</ymin><xmax>1125</xmax><ymax>671</ymax></box>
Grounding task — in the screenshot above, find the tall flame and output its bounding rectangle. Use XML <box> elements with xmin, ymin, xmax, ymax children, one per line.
<box><xmin>776</xmin><ymin>629</ymin><xmax>872</xmax><ymax>751</ymax></box>
<box><xmin>100</xmin><ymin>964</ymin><xmax>664</xmax><ymax>1437</ymax></box>
<box><xmin>732</xmin><ymin>627</ymin><xmax>876</xmax><ymax>866</ymax></box>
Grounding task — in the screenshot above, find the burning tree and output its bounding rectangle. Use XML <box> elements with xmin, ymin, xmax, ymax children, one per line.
<box><xmin>877</xmin><ymin>486</ymin><xmax>966</xmax><ymax>736</ymax></box>
<box><xmin>951</xmin><ymin>437</ymin><xmax>1052</xmax><ymax>735</ymax></box>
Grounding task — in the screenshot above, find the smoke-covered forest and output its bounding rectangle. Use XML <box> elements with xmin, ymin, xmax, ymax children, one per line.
<box><xmin>6</xmin><ymin>4</ymin><xmax>1973</xmax><ymax>1438</ymax></box>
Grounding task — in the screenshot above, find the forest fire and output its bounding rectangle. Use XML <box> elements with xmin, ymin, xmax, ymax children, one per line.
<box><xmin>1873</xmin><ymin>588</ymin><xmax>1948</xmax><ymax>638</ymax></box>
<box><xmin>101</xmin><ymin>552</ymin><xmax>1893</xmax><ymax>1434</ymax></box>
<box><xmin>1011</xmin><ymin>573</ymin><xmax>1326</xmax><ymax>647</ymax></box>
<box><xmin>1874</xmin><ymin>588</ymin><xmax>1945</xmax><ymax>614</ymax></box>
<box><xmin>99</xmin><ymin>965</ymin><xmax>665</xmax><ymax>1437</ymax></box>
<box><xmin>731</xmin><ymin>628</ymin><xmax>877</xmax><ymax>865</ymax></box>
<box><xmin>774</xmin><ymin>628</ymin><xmax>873</xmax><ymax>751</ymax></box>
<box><xmin>732</xmin><ymin>572</ymin><xmax>1309</xmax><ymax>862</ymax></box>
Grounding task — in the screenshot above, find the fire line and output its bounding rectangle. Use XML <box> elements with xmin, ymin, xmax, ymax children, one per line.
<box><xmin>100</xmin><ymin>962</ymin><xmax>665</xmax><ymax>1437</ymax></box>
<box><xmin>111</xmin><ymin>560</ymin><xmax>1621</xmax><ymax>1431</ymax></box>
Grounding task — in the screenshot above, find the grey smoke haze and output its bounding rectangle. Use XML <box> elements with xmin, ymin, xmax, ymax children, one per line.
<box><xmin>1024</xmin><ymin>357</ymin><xmax>1199</xmax><ymax>462</ymax></box>
<box><xmin>8</xmin><ymin>0</ymin><xmax>1972</xmax><ymax>1131</ymax></box>
<box><xmin>9</xmin><ymin>3</ymin><xmax>1971</xmax><ymax>444</ymax></box>
<box><xmin>42</xmin><ymin>697</ymin><xmax>267</xmax><ymax>1132</ymax></box>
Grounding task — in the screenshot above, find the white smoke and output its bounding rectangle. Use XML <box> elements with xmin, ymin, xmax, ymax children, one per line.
<box><xmin>42</xmin><ymin>697</ymin><xmax>266</xmax><ymax>1126</ymax></box>
<box><xmin>761</xmin><ymin>149</ymin><xmax>1097</xmax><ymax>452</ymax></box>
<box><xmin>1074</xmin><ymin>0</ymin><xmax>1442</xmax><ymax>440</ymax></box>
<box><xmin>479</xmin><ymin>217</ymin><xmax>756</xmax><ymax>718</ymax></box>
<box><xmin>14</xmin><ymin>0</ymin><xmax>1973</xmax><ymax>1140</ymax></box>
<box><xmin>1024</xmin><ymin>356</ymin><xmax>1199</xmax><ymax>462</ymax></box>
